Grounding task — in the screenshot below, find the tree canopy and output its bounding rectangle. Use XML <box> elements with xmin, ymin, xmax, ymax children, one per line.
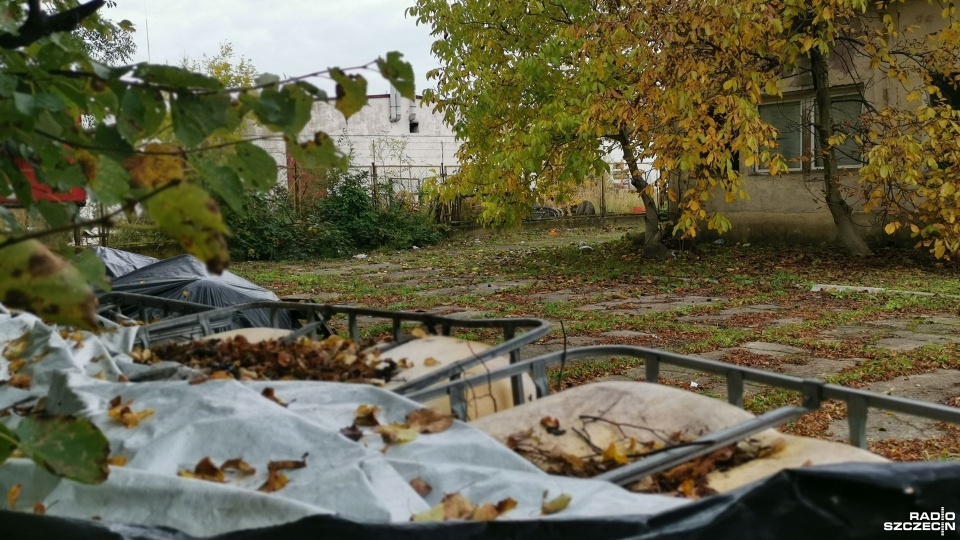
<box><xmin>411</xmin><ymin>0</ymin><xmax>960</xmax><ymax>258</ymax></box>
<box><xmin>0</xmin><ymin>0</ymin><xmax>416</xmax><ymax>328</ymax></box>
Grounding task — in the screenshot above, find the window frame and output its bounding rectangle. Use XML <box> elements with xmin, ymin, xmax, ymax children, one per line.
<box><xmin>753</xmin><ymin>88</ymin><xmax>865</xmax><ymax>175</ymax></box>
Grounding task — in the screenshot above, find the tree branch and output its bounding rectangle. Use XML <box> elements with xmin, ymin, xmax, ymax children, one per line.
<box><xmin>0</xmin><ymin>0</ymin><xmax>106</xmax><ymax>50</ymax></box>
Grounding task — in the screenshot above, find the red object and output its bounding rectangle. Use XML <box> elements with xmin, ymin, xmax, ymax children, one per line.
<box><xmin>631</xmin><ymin>206</ymin><xmax>646</xmax><ymax>214</ymax></box>
<box><xmin>0</xmin><ymin>159</ymin><xmax>87</xmax><ymax>206</ymax></box>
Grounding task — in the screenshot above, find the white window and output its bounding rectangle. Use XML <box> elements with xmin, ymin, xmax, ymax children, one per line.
<box><xmin>758</xmin><ymin>101</ymin><xmax>805</xmax><ymax>171</ymax></box>
<box><xmin>813</xmin><ymin>95</ymin><xmax>863</xmax><ymax>169</ymax></box>
<box><xmin>756</xmin><ymin>91</ymin><xmax>864</xmax><ymax>173</ymax></box>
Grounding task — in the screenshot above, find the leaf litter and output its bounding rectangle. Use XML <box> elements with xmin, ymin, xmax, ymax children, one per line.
<box><xmin>147</xmin><ymin>334</ymin><xmax>401</xmax><ymax>384</ymax></box>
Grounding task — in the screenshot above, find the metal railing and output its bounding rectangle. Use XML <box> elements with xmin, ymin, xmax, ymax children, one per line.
<box><xmin>100</xmin><ymin>294</ymin><xmax>551</xmax><ymax>399</ymax></box>
<box><xmin>407</xmin><ymin>345</ymin><xmax>960</xmax><ymax>463</ymax></box>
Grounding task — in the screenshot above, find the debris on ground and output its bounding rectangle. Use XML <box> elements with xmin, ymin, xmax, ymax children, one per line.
<box><xmin>147</xmin><ymin>335</ymin><xmax>400</xmax><ymax>384</ymax></box>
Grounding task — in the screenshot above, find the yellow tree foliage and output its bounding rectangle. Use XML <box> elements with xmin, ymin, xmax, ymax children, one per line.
<box><xmin>414</xmin><ymin>0</ymin><xmax>960</xmax><ymax>258</ymax></box>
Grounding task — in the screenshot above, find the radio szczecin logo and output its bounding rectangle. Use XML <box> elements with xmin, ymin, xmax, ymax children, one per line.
<box><xmin>884</xmin><ymin>509</ymin><xmax>956</xmax><ymax>535</ymax></box>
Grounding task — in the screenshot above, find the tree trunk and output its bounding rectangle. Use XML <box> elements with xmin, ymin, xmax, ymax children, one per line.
<box><xmin>810</xmin><ymin>47</ymin><xmax>873</xmax><ymax>256</ymax></box>
<box><xmin>618</xmin><ymin>132</ymin><xmax>672</xmax><ymax>259</ymax></box>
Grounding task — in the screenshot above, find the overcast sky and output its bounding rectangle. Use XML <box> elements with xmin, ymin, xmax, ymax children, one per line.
<box><xmin>106</xmin><ymin>1</ymin><xmax>440</xmax><ymax>95</ymax></box>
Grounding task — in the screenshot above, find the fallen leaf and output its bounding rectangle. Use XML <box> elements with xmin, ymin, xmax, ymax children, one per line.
<box><xmin>411</xmin><ymin>328</ymin><xmax>428</xmax><ymax>339</ymax></box>
<box><xmin>373</xmin><ymin>423</ymin><xmax>419</xmax><ymax>445</ymax></box>
<box><xmin>258</xmin><ymin>469</ymin><xmax>289</xmax><ymax>493</ymax></box>
<box><xmin>602</xmin><ymin>442</ymin><xmax>629</xmax><ymax>465</ymax></box>
<box><xmin>505</xmin><ymin>429</ymin><xmax>533</xmax><ymax>449</ymax></box>
<box><xmin>268</xmin><ymin>458</ymin><xmax>307</xmax><ymax>472</ymax></box>
<box><xmin>540</xmin><ymin>416</ymin><xmax>566</xmax><ymax>436</ymax></box>
<box><xmin>410</xmin><ymin>476</ymin><xmax>432</xmax><ymax>496</ymax></box>
<box><xmin>9</xmin><ymin>374</ymin><xmax>31</xmax><ymax>389</ymax></box>
<box><xmin>397</xmin><ymin>359</ymin><xmax>414</xmax><ymax>369</ymax></box>
<box><xmin>3</xmin><ymin>333</ymin><xmax>30</xmax><ymax>361</ymax></box>
<box><xmin>178</xmin><ymin>457</ymin><xmax>225</xmax><ymax>483</ymax></box>
<box><xmin>107</xmin><ymin>456</ymin><xmax>127</xmax><ymax>467</ymax></box>
<box><xmin>410</xmin><ymin>504</ymin><xmax>445</xmax><ymax>522</ymax></box>
<box><xmin>222</xmin><ymin>458</ymin><xmax>257</xmax><ymax>476</ymax></box>
<box><xmin>354</xmin><ymin>404</ymin><xmax>381</xmax><ymax>427</ymax></box>
<box><xmin>423</xmin><ymin>357</ymin><xmax>440</xmax><ymax>367</ymax></box>
<box><xmin>756</xmin><ymin>437</ymin><xmax>787</xmax><ymax>458</ymax></box>
<box><xmin>189</xmin><ymin>375</ymin><xmax>210</xmax><ymax>385</ymax></box>
<box><xmin>340</xmin><ymin>424</ymin><xmax>363</xmax><ymax>442</ymax></box>
<box><xmin>442</xmin><ymin>493</ymin><xmax>475</xmax><ymax>519</ymax></box>
<box><xmin>407</xmin><ymin>408</ymin><xmax>454</xmax><ymax>434</ymax></box>
<box><xmin>541</xmin><ymin>492</ymin><xmax>572</xmax><ymax>515</ymax></box>
<box><xmin>32</xmin><ymin>502</ymin><xmax>45</xmax><ymax>515</ymax></box>
<box><xmin>554</xmin><ymin>451</ymin><xmax>585</xmax><ymax>472</ymax></box>
<box><xmin>107</xmin><ymin>397</ymin><xmax>155</xmax><ymax>428</ymax></box>
<box><xmin>678</xmin><ymin>478</ymin><xmax>697</xmax><ymax>498</ymax></box>
<box><xmin>261</xmin><ymin>387</ymin><xmax>286</xmax><ymax>407</ymax></box>
<box><xmin>209</xmin><ymin>371</ymin><xmax>233</xmax><ymax>380</ymax></box>
<box><xmin>7</xmin><ymin>358</ymin><xmax>25</xmax><ymax>373</ymax></box>
<box><xmin>7</xmin><ymin>483</ymin><xmax>21</xmax><ymax>510</ymax></box>
<box><xmin>470</xmin><ymin>503</ymin><xmax>499</xmax><ymax>521</ymax></box>
<box><xmin>496</xmin><ymin>497</ymin><xmax>518</xmax><ymax>515</ymax></box>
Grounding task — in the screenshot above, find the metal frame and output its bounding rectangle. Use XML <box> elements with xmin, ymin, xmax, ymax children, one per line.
<box><xmin>407</xmin><ymin>345</ymin><xmax>960</xmax><ymax>483</ymax></box>
<box><xmin>100</xmin><ymin>293</ymin><xmax>551</xmax><ymax>399</ymax></box>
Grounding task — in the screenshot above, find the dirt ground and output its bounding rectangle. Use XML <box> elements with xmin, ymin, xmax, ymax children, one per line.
<box><xmin>233</xmin><ymin>224</ymin><xmax>960</xmax><ymax>461</ymax></box>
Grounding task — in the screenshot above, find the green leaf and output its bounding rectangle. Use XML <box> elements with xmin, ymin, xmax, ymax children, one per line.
<box><xmin>132</xmin><ymin>63</ymin><xmax>223</xmax><ymax>90</ymax></box>
<box><xmin>13</xmin><ymin>92</ymin><xmax>35</xmax><ymax>116</ymax></box>
<box><xmin>0</xmin><ymin>73</ymin><xmax>16</xmax><ymax>97</ymax></box>
<box><xmin>295</xmin><ymin>81</ymin><xmax>328</xmax><ymax>101</ymax></box>
<box><xmin>36</xmin><ymin>200</ymin><xmax>75</xmax><ymax>228</ymax></box>
<box><xmin>0</xmin><ymin>423</ymin><xmax>17</xmax><ymax>464</ymax></box>
<box><xmin>229</xmin><ymin>142</ymin><xmax>278</xmax><ymax>191</ymax></box>
<box><xmin>90</xmin><ymin>155</ymin><xmax>131</xmax><ymax>206</ymax></box>
<box><xmin>171</xmin><ymin>92</ymin><xmax>232</xmax><ymax>147</ymax></box>
<box><xmin>94</xmin><ymin>124</ymin><xmax>135</xmax><ymax>162</ymax></box>
<box><xmin>286</xmin><ymin>132</ymin><xmax>347</xmax><ymax>171</ymax></box>
<box><xmin>144</xmin><ymin>183</ymin><xmax>230</xmax><ymax>273</ymax></box>
<box><xmin>329</xmin><ymin>68</ymin><xmax>368</xmax><ymax>120</ymax></box>
<box><xmin>241</xmin><ymin>84</ymin><xmax>312</xmax><ymax>137</ymax></box>
<box><xmin>377</xmin><ymin>52</ymin><xmax>416</xmax><ymax>99</ymax></box>
<box><xmin>193</xmin><ymin>158</ymin><xmax>244</xmax><ymax>212</ymax></box>
<box><xmin>67</xmin><ymin>249</ymin><xmax>110</xmax><ymax>292</ymax></box>
<box><xmin>255</xmin><ymin>73</ymin><xmax>280</xmax><ymax>86</ymax></box>
<box><xmin>0</xmin><ymin>240</ymin><xmax>98</xmax><ymax>329</ymax></box>
<box><xmin>118</xmin><ymin>87</ymin><xmax>167</xmax><ymax>144</ymax></box>
<box><xmin>15</xmin><ymin>415</ymin><xmax>110</xmax><ymax>484</ymax></box>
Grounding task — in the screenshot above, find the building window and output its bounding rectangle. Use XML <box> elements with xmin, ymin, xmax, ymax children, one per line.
<box><xmin>756</xmin><ymin>92</ymin><xmax>864</xmax><ymax>173</ymax></box>
<box><xmin>813</xmin><ymin>96</ymin><xmax>863</xmax><ymax>169</ymax></box>
<box><xmin>409</xmin><ymin>121</ymin><xmax>420</xmax><ymax>134</ymax></box>
<box><xmin>758</xmin><ymin>101</ymin><xmax>804</xmax><ymax>171</ymax></box>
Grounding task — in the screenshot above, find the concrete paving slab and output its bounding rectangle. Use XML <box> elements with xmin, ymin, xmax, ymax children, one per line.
<box><xmin>740</xmin><ymin>341</ymin><xmax>807</xmax><ymax>356</ymax></box>
<box><xmin>827</xmin><ymin>370</ymin><xmax>960</xmax><ymax>442</ymax></box>
<box><xmin>873</xmin><ymin>331</ymin><xmax>960</xmax><ymax>351</ymax></box>
<box><xmin>600</xmin><ymin>330</ymin><xmax>657</xmax><ymax>339</ymax></box>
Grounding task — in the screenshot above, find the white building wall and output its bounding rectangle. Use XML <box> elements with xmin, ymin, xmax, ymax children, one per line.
<box><xmin>251</xmin><ymin>93</ymin><xmax>460</xmax><ymax>188</ymax></box>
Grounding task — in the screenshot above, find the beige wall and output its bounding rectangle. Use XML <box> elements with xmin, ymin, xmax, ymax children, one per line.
<box><xmin>699</xmin><ymin>1</ymin><xmax>948</xmax><ymax>243</ymax></box>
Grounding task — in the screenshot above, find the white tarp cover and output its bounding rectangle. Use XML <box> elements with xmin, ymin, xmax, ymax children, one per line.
<box><xmin>0</xmin><ymin>310</ymin><xmax>687</xmax><ymax>536</ymax></box>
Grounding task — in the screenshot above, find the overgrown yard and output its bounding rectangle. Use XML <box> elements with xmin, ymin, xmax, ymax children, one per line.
<box><xmin>233</xmin><ymin>224</ymin><xmax>960</xmax><ymax>461</ymax></box>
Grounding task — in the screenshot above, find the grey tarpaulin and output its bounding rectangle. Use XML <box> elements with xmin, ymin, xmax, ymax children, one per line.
<box><xmin>0</xmin><ymin>310</ymin><xmax>687</xmax><ymax>537</ymax></box>
<box><xmin>4</xmin><ymin>463</ymin><xmax>959</xmax><ymax>540</ymax></box>
<box><xmin>91</xmin><ymin>247</ymin><xmax>159</xmax><ymax>279</ymax></box>
<box><xmin>106</xmin><ymin>254</ymin><xmax>291</xmax><ymax>329</ymax></box>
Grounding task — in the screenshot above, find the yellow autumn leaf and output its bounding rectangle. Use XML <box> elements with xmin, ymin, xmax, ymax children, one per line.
<box><xmin>541</xmin><ymin>492</ymin><xmax>572</xmax><ymax>515</ymax></box>
<box><xmin>602</xmin><ymin>442</ymin><xmax>629</xmax><ymax>465</ymax></box>
<box><xmin>122</xmin><ymin>143</ymin><xmax>185</xmax><ymax>188</ymax></box>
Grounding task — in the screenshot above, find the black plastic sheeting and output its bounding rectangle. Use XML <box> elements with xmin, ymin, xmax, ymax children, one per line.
<box><xmin>3</xmin><ymin>463</ymin><xmax>958</xmax><ymax>540</ymax></box>
<box><xmin>105</xmin><ymin>254</ymin><xmax>291</xmax><ymax>330</ymax></box>
<box><xmin>92</xmin><ymin>247</ymin><xmax>158</xmax><ymax>279</ymax></box>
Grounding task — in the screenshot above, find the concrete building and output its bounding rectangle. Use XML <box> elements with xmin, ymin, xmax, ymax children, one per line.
<box><xmin>691</xmin><ymin>1</ymin><xmax>950</xmax><ymax>244</ymax></box>
<box><xmin>253</xmin><ymin>87</ymin><xmax>459</xmax><ymax>206</ymax></box>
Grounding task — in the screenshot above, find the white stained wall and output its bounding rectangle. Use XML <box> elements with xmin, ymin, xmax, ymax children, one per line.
<box><xmin>251</xmin><ymin>92</ymin><xmax>461</xmax><ymax>188</ymax></box>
